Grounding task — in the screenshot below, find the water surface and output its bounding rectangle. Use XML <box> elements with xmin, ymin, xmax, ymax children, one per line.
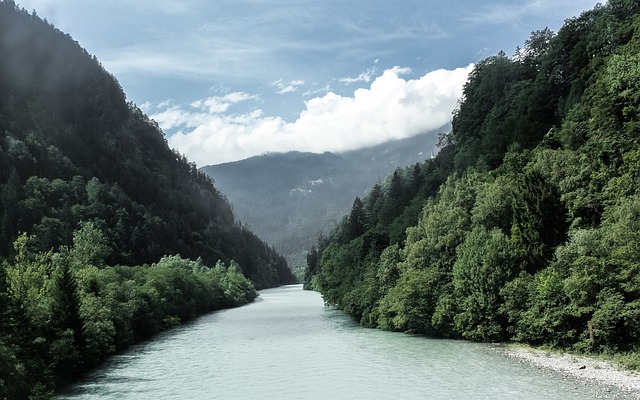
<box><xmin>59</xmin><ymin>285</ymin><xmax>631</xmax><ymax>399</ymax></box>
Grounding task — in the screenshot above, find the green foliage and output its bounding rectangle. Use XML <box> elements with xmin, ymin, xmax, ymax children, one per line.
<box><xmin>344</xmin><ymin>197</ymin><xmax>367</xmax><ymax>242</ymax></box>
<box><xmin>377</xmin><ymin>267</ymin><xmax>443</xmax><ymax>333</ymax></box>
<box><xmin>511</xmin><ymin>169</ymin><xmax>568</xmax><ymax>271</ymax></box>
<box><xmin>0</xmin><ymin>229</ymin><xmax>257</xmax><ymax>397</ymax></box>
<box><xmin>515</xmin><ymin>267</ymin><xmax>579</xmax><ymax>347</ymax></box>
<box><xmin>453</xmin><ymin>228</ymin><xmax>517</xmax><ymax>341</ymax></box>
<box><xmin>307</xmin><ymin>0</ymin><xmax>640</xmax><ymax>366</ymax></box>
<box><xmin>221</xmin><ymin>261</ymin><xmax>258</xmax><ymax>306</ymax></box>
<box><xmin>69</xmin><ymin>221</ymin><xmax>111</xmax><ymax>268</ymax></box>
<box><xmin>470</xmin><ymin>174</ymin><xmax>515</xmax><ymax>234</ymax></box>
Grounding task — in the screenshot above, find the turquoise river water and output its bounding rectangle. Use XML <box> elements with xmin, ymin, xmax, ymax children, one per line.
<box><xmin>58</xmin><ymin>285</ymin><xmax>634</xmax><ymax>399</ymax></box>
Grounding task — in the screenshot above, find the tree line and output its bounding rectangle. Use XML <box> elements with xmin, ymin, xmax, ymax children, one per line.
<box><xmin>1</xmin><ymin>225</ymin><xmax>257</xmax><ymax>398</ymax></box>
<box><xmin>306</xmin><ymin>0</ymin><xmax>640</xmax><ymax>368</ymax></box>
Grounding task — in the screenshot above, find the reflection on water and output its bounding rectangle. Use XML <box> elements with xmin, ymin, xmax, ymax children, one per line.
<box><xmin>58</xmin><ymin>285</ymin><xmax>632</xmax><ymax>399</ymax></box>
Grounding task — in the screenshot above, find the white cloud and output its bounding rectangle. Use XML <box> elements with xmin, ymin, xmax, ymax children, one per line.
<box><xmin>190</xmin><ymin>92</ymin><xmax>258</xmax><ymax>113</ymax></box>
<box><xmin>339</xmin><ymin>67</ymin><xmax>378</xmax><ymax>84</ymax></box>
<box><xmin>152</xmin><ymin>106</ymin><xmax>196</xmax><ymax>130</ymax></box>
<box><xmin>156</xmin><ymin>99</ymin><xmax>172</xmax><ymax>109</ymax></box>
<box><xmin>163</xmin><ymin>65</ymin><xmax>474</xmax><ymax>166</ymax></box>
<box><xmin>271</xmin><ymin>79</ymin><xmax>305</xmax><ymax>94</ymax></box>
<box><xmin>147</xmin><ymin>92</ymin><xmax>259</xmax><ymax>130</ymax></box>
<box><xmin>302</xmin><ymin>84</ymin><xmax>332</xmax><ymax>98</ymax></box>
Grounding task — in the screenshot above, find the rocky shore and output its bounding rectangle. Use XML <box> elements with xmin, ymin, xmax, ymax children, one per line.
<box><xmin>496</xmin><ymin>345</ymin><xmax>640</xmax><ymax>399</ymax></box>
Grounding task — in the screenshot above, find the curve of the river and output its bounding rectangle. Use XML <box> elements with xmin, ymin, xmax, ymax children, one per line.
<box><xmin>58</xmin><ymin>285</ymin><xmax>633</xmax><ymax>399</ymax></box>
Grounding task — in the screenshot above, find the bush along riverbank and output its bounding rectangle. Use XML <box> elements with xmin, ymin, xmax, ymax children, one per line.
<box><xmin>1</xmin><ymin>225</ymin><xmax>257</xmax><ymax>399</ymax></box>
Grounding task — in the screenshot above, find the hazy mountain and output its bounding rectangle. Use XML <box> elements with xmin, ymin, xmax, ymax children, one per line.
<box><xmin>201</xmin><ymin>126</ymin><xmax>447</xmax><ymax>268</ymax></box>
<box><xmin>0</xmin><ymin>1</ymin><xmax>294</xmax><ymax>288</ymax></box>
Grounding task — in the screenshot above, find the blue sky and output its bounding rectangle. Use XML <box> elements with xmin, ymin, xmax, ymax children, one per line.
<box><xmin>18</xmin><ymin>0</ymin><xmax>599</xmax><ymax>165</ymax></box>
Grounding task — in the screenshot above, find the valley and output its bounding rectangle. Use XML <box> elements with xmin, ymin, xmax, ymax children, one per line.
<box><xmin>202</xmin><ymin>127</ymin><xmax>445</xmax><ymax>271</ymax></box>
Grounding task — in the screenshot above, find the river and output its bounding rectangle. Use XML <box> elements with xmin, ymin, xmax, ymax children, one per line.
<box><xmin>58</xmin><ymin>285</ymin><xmax>632</xmax><ymax>399</ymax></box>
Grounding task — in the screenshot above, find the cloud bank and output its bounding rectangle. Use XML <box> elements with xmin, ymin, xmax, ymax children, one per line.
<box><xmin>159</xmin><ymin>65</ymin><xmax>474</xmax><ymax>166</ymax></box>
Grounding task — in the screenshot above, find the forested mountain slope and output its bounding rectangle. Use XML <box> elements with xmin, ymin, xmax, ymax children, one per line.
<box><xmin>307</xmin><ymin>0</ymin><xmax>640</xmax><ymax>366</ymax></box>
<box><xmin>202</xmin><ymin>128</ymin><xmax>443</xmax><ymax>271</ymax></box>
<box><xmin>0</xmin><ymin>1</ymin><xmax>294</xmax><ymax>397</ymax></box>
<box><xmin>0</xmin><ymin>2</ymin><xmax>294</xmax><ymax>288</ymax></box>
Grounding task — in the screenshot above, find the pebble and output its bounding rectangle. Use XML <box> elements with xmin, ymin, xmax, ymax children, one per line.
<box><xmin>495</xmin><ymin>346</ymin><xmax>640</xmax><ymax>399</ymax></box>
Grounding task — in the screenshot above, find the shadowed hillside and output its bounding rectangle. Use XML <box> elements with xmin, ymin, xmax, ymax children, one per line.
<box><xmin>0</xmin><ymin>2</ymin><xmax>294</xmax><ymax>397</ymax></box>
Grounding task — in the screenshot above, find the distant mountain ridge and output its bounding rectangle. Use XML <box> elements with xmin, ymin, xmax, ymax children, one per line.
<box><xmin>202</xmin><ymin>125</ymin><xmax>447</xmax><ymax>268</ymax></box>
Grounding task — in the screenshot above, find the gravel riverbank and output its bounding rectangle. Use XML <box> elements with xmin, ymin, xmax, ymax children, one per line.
<box><xmin>495</xmin><ymin>345</ymin><xmax>640</xmax><ymax>399</ymax></box>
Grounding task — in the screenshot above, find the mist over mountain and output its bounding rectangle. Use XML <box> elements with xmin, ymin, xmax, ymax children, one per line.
<box><xmin>202</xmin><ymin>126</ymin><xmax>445</xmax><ymax>269</ymax></box>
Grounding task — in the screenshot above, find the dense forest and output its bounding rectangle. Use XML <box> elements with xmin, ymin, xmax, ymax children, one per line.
<box><xmin>0</xmin><ymin>1</ymin><xmax>295</xmax><ymax>397</ymax></box>
<box><xmin>306</xmin><ymin>0</ymin><xmax>640</xmax><ymax>367</ymax></box>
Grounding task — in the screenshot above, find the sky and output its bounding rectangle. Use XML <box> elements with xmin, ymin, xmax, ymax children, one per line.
<box><xmin>17</xmin><ymin>0</ymin><xmax>600</xmax><ymax>166</ymax></box>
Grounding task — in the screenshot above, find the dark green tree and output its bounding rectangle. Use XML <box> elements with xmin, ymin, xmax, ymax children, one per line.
<box><xmin>511</xmin><ymin>169</ymin><xmax>568</xmax><ymax>272</ymax></box>
<box><xmin>345</xmin><ymin>197</ymin><xmax>367</xmax><ymax>242</ymax></box>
